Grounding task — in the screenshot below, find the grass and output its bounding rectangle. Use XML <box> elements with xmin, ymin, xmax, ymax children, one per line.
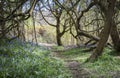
<box><xmin>1</xmin><ymin>40</ymin><xmax>119</xmax><ymax>78</ymax></box>
<box><xmin>84</xmin><ymin>48</ymin><xmax>120</xmax><ymax>77</ymax></box>
<box><xmin>59</xmin><ymin>47</ymin><xmax>120</xmax><ymax>77</ymax></box>
<box><xmin>0</xmin><ymin>39</ymin><xmax>71</xmax><ymax>78</ymax></box>
<box><xmin>60</xmin><ymin>48</ymin><xmax>91</xmax><ymax>62</ymax></box>
<box><xmin>51</xmin><ymin>46</ymin><xmax>65</xmax><ymax>51</ymax></box>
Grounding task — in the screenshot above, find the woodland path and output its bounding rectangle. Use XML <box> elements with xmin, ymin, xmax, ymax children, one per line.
<box><xmin>51</xmin><ymin>51</ymin><xmax>89</xmax><ymax>78</ymax></box>
<box><xmin>38</xmin><ymin>43</ymin><xmax>120</xmax><ymax>78</ymax></box>
<box><xmin>38</xmin><ymin>43</ymin><xmax>89</xmax><ymax>78</ymax></box>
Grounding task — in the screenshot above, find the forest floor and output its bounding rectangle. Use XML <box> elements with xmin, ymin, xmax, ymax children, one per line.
<box><xmin>51</xmin><ymin>51</ymin><xmax>89</xmax><ymax>78</ymax></box>
<box><xmin>1</xmin><ymin>40</ymin><xmax>120</xmax><ymax>78</ymax></box>
<box><xmin>38</xmin><ymin>43</ymin><xmax>90</xmax><ymax>78</ymax></box>
<box><xmin>39</xmin><ymin>43</ymin><xmax>120</xmax><ymax>78</ymax></box>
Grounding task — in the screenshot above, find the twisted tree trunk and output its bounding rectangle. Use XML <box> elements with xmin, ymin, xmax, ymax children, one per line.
<box><xmin>87</xmin><ymin>0</ymin><xmax>116</xmax><ymax>62</ymax></box>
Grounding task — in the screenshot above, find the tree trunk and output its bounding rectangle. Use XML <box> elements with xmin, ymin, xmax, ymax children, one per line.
<box><xmin>56</xmin><ymin>33</ymin><xmax>62</xmax><ymax>46</ymax></box>
<box><xmin>75</xmin><ymin>19</ymin><xmax>81</xmax><ymax>45</ymax></box>
<box><xmin>18</xmin><ymin>21</ymin><xmax>26</xmax><ymax>41</ymax></box>
<box><xmin>0</xmin><ymin>21</ymin><xmax>6</xmax><ymax>38</ymax></box>
<box><xmin>56</xmin><ymin>18</ymin><xmax>63</xmax><ymax>46</ymax></box>
<box><xmin>87</xmin><ymin>16</ymin><xmax>112</xmax><ymax>62</ymax></box>
<box><xmin>18</xmin><ymin>7</ymin><xmax>26</xmax><ymax>41</ymax></box>
<box><xmin>87</xmin><ymin>0</ymin><xmax>116</xmax><ymax>62</ymax></box>
<box><xmin>0</xmin><ymin>1</ymin><xmax>6</xmax><ymax>39</ymax></box>
<box><xmin>110</xmin><ymin>21</ymin><xmax>120</xmax><ymax>52</ymax></box>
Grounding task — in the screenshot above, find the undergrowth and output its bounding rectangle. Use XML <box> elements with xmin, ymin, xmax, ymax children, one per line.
<box><xmin>84</xmin><ymin>48</ymin><xmax>120</xmax><ymax>78</ymax></box>
<box><xmin>60</xmin><ymin>47</ymin><xmax>120</xmax><ymax>78</ymax></box>
<box><xmin>0</xmin><ymin>39</ymin><xmax>71</xmax><ymax>78</ymax></box>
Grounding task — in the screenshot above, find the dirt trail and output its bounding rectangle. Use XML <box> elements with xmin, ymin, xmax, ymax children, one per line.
<box><xmin>38</xmin><ymin>43</ymin><xmax>120</xmax><ymax>78</ymax></box>
<box><xmin>52</xmin><ymin>51</ymin><xmax>89</xmax><ymax>78</ymax></box>
<box><xmin>38</xmin><ymin>43</ymin><xmax>89</xmax><ymax>78</ymax></box>
<box><xmin>65</xmin><ymin>60</ymin><xmax>83</xmax><ymax>78</ymax></box>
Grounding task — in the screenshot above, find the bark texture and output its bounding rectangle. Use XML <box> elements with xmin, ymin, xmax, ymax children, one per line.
<box><xmin>87</xmin><ymin>0</ymin><xmax>116</xmax><ymax>62</ymax></box>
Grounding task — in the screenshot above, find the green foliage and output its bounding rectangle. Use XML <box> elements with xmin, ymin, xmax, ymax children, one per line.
<box><xmin>84</xmin><ymin>48</ymin><xmax>120</xmax><ymax>77</ymax></box>
<box><xmin>59</xmin><ymin>47</ymin><xmax>120</xmax><ymax>77</ymax></box>
<box><xmin>0</xmin><ymin>39</ymin><xmax>71</xmax><ymax>78</ymax></box>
